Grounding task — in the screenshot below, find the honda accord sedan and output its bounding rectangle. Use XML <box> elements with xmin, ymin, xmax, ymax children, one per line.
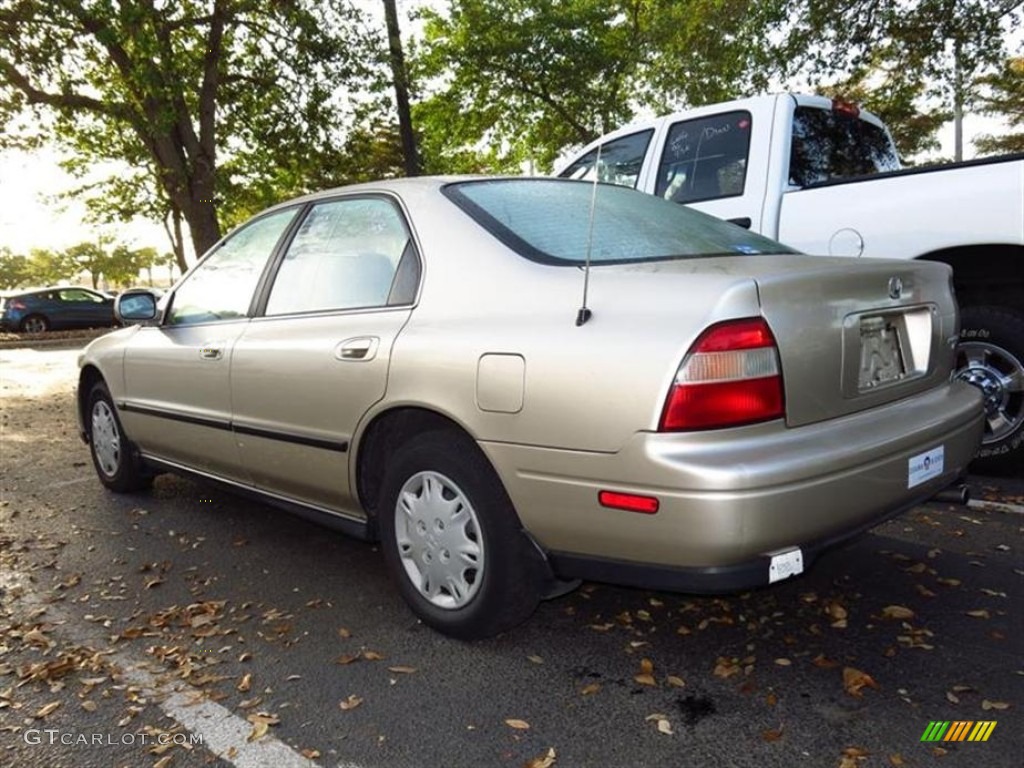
<box><xmin>77</xmin><ymin>177</ymin><xmax>984</xmax><ymax>638</ymax></box>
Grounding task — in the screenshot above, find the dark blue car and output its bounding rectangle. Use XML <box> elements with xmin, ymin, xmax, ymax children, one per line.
<box><xmin>0</xmin><ymin>286</ymin><xmax>116</xmax><ymax>333</ymax></box>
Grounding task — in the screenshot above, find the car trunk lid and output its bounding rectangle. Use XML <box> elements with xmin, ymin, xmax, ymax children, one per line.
<box><xmin>747</xmin><ymin>255</ymin><xmax>958</xmax><ymax>427</ymax></box>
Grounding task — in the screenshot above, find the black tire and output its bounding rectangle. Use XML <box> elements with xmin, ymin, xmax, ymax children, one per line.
<box><xmin>378</xmin><ymin>430</ymin><xmax>543</xmax><ymax>639</ymax></box>
<box><xmin>957</xmin><ymin>307</ymin><xmax>1024</xmax><ymax>476</ymax></box>
<box><xmin>86</xmin><ymin>381</ymin><xmax>153</xmax><ymax>492</ymax></box>
<box><xmin>20</xmin><ymin>314</ymin><xmax>49</xmax><ymax>333</ymax></box>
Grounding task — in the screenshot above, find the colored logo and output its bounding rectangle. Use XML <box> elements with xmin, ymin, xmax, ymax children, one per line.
<box><xmin>921</xmin><ymin>721</ymin><xmax>997</xmax><ymax>742</ymax></box>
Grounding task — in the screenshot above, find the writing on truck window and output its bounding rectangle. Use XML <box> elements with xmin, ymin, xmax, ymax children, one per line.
<box><xmin>655</xmin><ymin>111</ymin><xmax>752</xmax><ymax>204</ymax></box>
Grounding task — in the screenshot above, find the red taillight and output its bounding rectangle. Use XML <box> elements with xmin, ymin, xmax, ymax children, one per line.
<box><xmin>831</xmin><ymin>98</ymin><xmax>861</xmax><ymax>118</ymax></box>
<box><xmin>659</xmin><ymin>318</ymin><xmax>785</xmax><ymax>431</ymax></box>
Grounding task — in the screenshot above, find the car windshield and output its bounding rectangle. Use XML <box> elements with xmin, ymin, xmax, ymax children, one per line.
<box><xmin>443</xmin><ymin>178</ymin><xmax>795</xmax><ymax>265</ymax></box>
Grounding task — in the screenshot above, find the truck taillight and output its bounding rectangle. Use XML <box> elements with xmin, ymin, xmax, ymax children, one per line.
<box><xmin>659</xmin><ymin>318</ymin><xmax>785</xmax><ymax>431</ymax></box>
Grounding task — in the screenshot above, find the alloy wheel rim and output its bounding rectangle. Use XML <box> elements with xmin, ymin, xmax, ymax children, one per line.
<box><xmin>91</xmin><ymin>400</ymin><xmax>121</xmax><ymax>477</ymax></box>
<box><xmin>23</xmin><ymin>317</ymin><xmax>46</xmax><ymax>333</ymax></box>
<box><xmin>394</xmin><ymin>470</ymin><xmax>485</xmax><ymax>610</ymax></box>
<box><xmin>955</xmin><ymin>341</ymin><xmax>1024</xmax><ymax>445</ymax></box>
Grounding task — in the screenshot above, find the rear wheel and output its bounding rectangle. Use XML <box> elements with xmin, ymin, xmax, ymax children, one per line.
<box><xmin>87</xmin><ymin>382</ymin><xmax>152</xmax><ymax>492</ymax></box>
<box><xmin>956</xmin><ymin>307</ymin><xmax>1024</xmax><ymax>476</ymax></box>
<box><xmin>378</xmin><ymin>430</ymin><xmax>542</xmax><ymax>639</ymax></box>
<box><xmin>20</xmin><ymin>315</ymin><xmax>48</xmax><ymax>333</ymax></box>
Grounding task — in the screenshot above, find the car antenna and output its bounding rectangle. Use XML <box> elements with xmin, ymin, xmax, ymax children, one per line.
<box><xmin>576</xmin><ymin>141</ymin><xmax>601</xmax><ymax>327</ymax></box>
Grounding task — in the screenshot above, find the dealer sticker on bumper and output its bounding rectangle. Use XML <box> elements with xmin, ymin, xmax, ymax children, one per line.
<box><xmin>768</xmin><ymin>548</ymin><xmax>804</xmax><ymax>584</ymax></box>
<box><xmin>908</xmin><ymin>445</ymin><xmax>944</xmax><ymax>489</ymax></box>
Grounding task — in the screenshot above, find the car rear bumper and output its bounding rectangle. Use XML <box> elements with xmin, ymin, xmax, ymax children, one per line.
<box><xmin>481</xmin><ymin>381</ymin><xmax>984</xmax><ymax>590</ymax></box>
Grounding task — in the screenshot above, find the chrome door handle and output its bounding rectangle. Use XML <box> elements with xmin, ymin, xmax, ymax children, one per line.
<box><xmin>335</xmin><ymin>337</ymin><xmax>379</xmax><ymax>362</ymax></box>
<box><xmin>199</xmin><ymin>347</ymin><xmax>223</xmax><ymax>360</ymax></box>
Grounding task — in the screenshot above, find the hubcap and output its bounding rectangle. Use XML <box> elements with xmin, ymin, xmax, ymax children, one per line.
<box><xmin>394</xmin><ymin>471</ymin><xmax>484</xmax><ymax>610</ymax></box>
<box><xmin>91</xmin><ymin>400</ymin><xmax>121</xmax><ymax>477</ymax></box>
<box><xmin>23</xmin><ymin>317</ymin><xmax>46</xmax><ymax>333</ymax></box>
<box><xmin>955</xmin><ymin>341</ymin><xmax>1024</xmax><ymax>446</ymax></box>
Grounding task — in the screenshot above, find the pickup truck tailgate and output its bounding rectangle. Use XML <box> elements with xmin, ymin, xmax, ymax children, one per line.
<box><xmin>752</xmin><ymin>256</ymin><xmax>959</xmax><ymax>427</ymax></box>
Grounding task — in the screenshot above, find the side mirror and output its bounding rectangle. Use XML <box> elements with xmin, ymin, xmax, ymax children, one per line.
<box><xmin>115</xmin><ymin>290</ymin><xmax>158</xmax><ymax>324</ymax></box>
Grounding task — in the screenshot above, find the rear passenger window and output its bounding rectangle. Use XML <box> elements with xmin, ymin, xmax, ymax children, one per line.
<box><xmin>559</xmin><ymin>130</ymin><xmax>654</xmax><ymax>189</ymax></box>
<box><xmin>655</xmin><ymin>111</ymin><xmax>752</xmax><ymax>203</ymax></box>
<box><xmin>265</xmin><ymin>198</ymin><xmax>414</xmax><ymax>316</ymax></box>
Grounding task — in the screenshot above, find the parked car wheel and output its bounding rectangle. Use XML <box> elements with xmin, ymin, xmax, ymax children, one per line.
<box><xmin>378</xmin><ymin>430</ymin><xmax>542</xmax><ymax>639</ymax></box>
<box><xmin>20</xmin><ymin>314</ymin><xmax>49</xmax><ymax>333</ymax></box>
<box><xmin>87</xmin><ymin>382</ymin><xmax>152</xmax><ymax>492</ymax></box>
<box><xmin>957</xmin><ymin>307</ymin><xmax>1024</xmax><ymax>475</ymax></box>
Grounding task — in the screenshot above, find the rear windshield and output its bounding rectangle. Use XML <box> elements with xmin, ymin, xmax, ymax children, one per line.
<box><xmin>789</xmin><ymin>106</ymin><xmax>900</xmax><ymax>187</ymax></box>
<box><xmin>442</xmin><ymin>178</ymin><xmax>794</xmax><ymax>265</ymax></box>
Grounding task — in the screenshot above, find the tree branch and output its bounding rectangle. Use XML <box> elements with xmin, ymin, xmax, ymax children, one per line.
<box><xmin>0</xmin><ymin>59</ymin><xmax>122</xmax><ymax>116</ymax></box>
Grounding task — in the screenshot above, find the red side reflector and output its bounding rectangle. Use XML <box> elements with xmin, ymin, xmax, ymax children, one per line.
<box><xmin>598</xmin><ymin>490</ymin><xmax>660</xmax><ymax>515</ymax></box>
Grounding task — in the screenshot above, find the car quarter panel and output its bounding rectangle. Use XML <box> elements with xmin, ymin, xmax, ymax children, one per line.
<box><xmin>376</xmin><ymin>190</ymin><xmax>766</xmax><ymax>454</ymax></box>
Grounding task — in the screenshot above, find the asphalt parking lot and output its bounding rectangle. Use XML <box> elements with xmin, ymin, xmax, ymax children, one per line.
<box><xmin>1</xmin><ymin>345</ymin><xmax>1021</xmax><ymax>768</ymax></box>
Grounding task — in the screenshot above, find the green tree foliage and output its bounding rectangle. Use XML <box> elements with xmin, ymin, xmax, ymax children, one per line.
<box><xmin>0</xmin><ymin>247</ymin><xmax>32</xmax><ymax>289</ymax></box>
<box><xmin>793</xmin><ymin>0</ymin><xmax>1021</xmax><ymax>158</ymax></box>
<box><xmin>415</xmin><ymin>0</ymin><xmax>814</xmax><ymax>172</ymax></box>
<box><xmin>974</xmin><ymin>55</ymin><xmax>1024</xmax><ymax>154</ymax></box>
<box><xmin>0</xmin><ymin>0</ymin><xmax>371</xmax><ymax>262</ymax></box>
<box><xmin>821</xmin><ymin>46</ymin><xmax>951</xmax><ymax>160</ymax></box>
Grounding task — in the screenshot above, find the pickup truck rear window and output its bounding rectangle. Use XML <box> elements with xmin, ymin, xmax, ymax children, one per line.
<box><xmin>789</xmin><ymin>106</ymin><xmax>900</xmax><ymax>187</ymax></box>
<box><xmin>443</xmin><ymin>178</ymin><xmax>794</xmax><ymax>265</ymax></box>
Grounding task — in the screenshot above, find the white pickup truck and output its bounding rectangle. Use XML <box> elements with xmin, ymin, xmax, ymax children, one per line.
<box><xmin>556</xmin><ymin>93</ymin><xmax>1024</xmax><ymax>473</ymax></box>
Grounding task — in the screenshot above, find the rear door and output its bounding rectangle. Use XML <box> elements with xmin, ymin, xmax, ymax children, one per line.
<box><xmin>120</xmin><ymin>207</ymin><xmax>299</xmax><ymax>481</ymax></box>
<box><xmin>230</xmin><ymin>195</ymin><xmax>420</xmax><ymax>516</ymax></box>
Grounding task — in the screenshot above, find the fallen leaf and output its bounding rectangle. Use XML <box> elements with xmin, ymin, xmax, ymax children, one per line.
<box><xmin>387</xmin><ymin>666</ymin><xmax>417</xmax><ymax>675</ymax></box>
<box><xmin>523</xmin><ymin>747</ymin><xmax>557</xmax><ymax>768</ymax></box>
<box><xmin>81</xmin><ymin>700</ymin><xmax>97</xmax><ymax>712</ymax></box>
<box><xmin>238</xmin><ymin>652</ymin><xmax>252</xmax><ymax>663</ymax></box>
<box><xmin>35</xmin><ymin>701</ymin><xmax>61</xmax><ymax>718</ymax></box>
<box><xmin>339</xmin><ymin>695</ymin><xmax>363</xmax><ymax>711</ymax></box>
<box><xmin>666</xmin><ymin>675</ymin><xmax>685</xmax><ymax>688</ymax></box>
<box><xmin>300</xmin><ymin>748</ymin><xmax>321</xmax><ymax>759</ymax></box>
<box><xmin>714</xmin><ymin>657</ymin><xmax>741</xmax><ymax>678</ymax></box>
<box><xmin>237</xmin><ymin>673</ymin><xmax>252</xmax><ymax>693</ymax></box>
<box><xmin>580</xmin><ymin>683</ymin><xmax>601</xmax><ymax>696</ymax></box>
<box><xmin>981</xmin><ymin>699</ymin><xmax>1011</xmax><ymax>711</ymax></box>
<box><xmin>247</xmin><ymin>720</ymin><xmax>269</xmax><ymax>742</ymax></box>
<box><xmin>914</xmin><ymin>584</ymin><xmax>937</xmax><ymax>598</ymax></box>
<box><xmin>644</xmin><ymin>713</ymin><xmax>673</xmax><ymax>735</ymax></box>
<box><xmin>639</xmin><ymin>658</ymin><xmax>654</xmax><ymax>675</ymax></box>
<box><xmin>842</xmin><ymin>667</ymin><xmax>879</xmax><ymax>698</ymax></box>
<box><xmin>881</xmin><ymin>605</ymin><xmax>915</xmax><ymax>620</ymax></box>
<box><xmin>145</xmin><ymin>577</ymin><xmax>163</xmax><ymax>589</ymax></box>
<box><xmin>762</xmin><ymin>727</ymin><xmax>784</xmax><ymax>742</ymax></box>
<box><xmin>634</xmin><ymin>674</ymin><xmax>656</xmax><ymax>687</ymax></box>
<box><xmin>337</xmin><ymin>628</ymin><xmax>351</xmax><ymax>639</ymax></box>
<box><xmin>336</xmin><ymin>654</ymin><xmax>359</xmax><ymax>665</ymax></box>
<box><xmin>362</xmin><ymin>650</ymin><xmax>384</xmax><ymax>661</ymax></box>
<box><xmin>505</xmin><ymin>718</ymin><xmax>530</xmax><ymax>730</ymax></box>
<box><xmin>245</xmin><ymin>712</ymin><xmax>279</xmax><ymax>742</ymax></box>
<box><xmin>153</xmin><ymin>756</ymin><xmax>173</xmax><ymax>768</ymax></box>
<box><xmin>965</xmin><ymin>609</ymin><xmax>991</xmax><ymax>619</ymax></box>
<box><xmin>888</xmin><ymin>754</ymin><xmax>906</xmax><ymax>767</ymax></box>
<box><xmin>946</xmin><ymin>691</ymin><xmax>960</xmax><ymax>704</ymax></box>
<box><xmin>527</xmin><ymin>655</ymin><xmax>544</xmax><ymax>664</ymax></box>
<box><xmin>766</xmin><ymin>692</ymin><xmax>778</xmax><ymax>707</ymax></box>
<box><xmin>774</xmin><ymin>658</ymin><xmax>792</xmax><ymax>666</ymax></box>
<box><xmin>812</xmin><ymin>654</ymin><xmax>840</xmax><ymax>669</ymax></box>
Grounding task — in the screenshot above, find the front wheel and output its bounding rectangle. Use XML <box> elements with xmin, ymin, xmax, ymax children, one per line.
<box><xmin>378</xmin><ymin>431</ymin><xmax>542</xmax><ymax>639</ymax></box>
<box><xmin>87</xmin><ymin>382</ymin><xmax>152</xmax><ymax>492</ymax></box>
<box><xmin>956</xmin><ymin>307</ymin><xmax>1024</xmax><ymax>476</ymax></box>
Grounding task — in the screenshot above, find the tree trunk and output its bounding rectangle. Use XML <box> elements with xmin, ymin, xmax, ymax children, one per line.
<box><xmin>953</xmin><ymin>39</ymin><xmax>964</xmax><ymax>162</ymax></box>
<box><xmin>383</xmin><ymin>0</ymin><xmax>420</xmax><ymax>176</ymax></box>
<box><xmin>163</xmin><ymin>203</ymin><xmax>189</xmax><ymax>274</ymax></box>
